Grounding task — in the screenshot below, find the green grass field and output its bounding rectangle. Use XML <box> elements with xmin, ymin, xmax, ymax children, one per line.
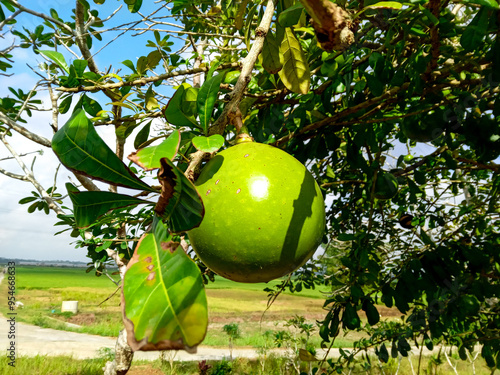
<box><xmin>1</xmin><ymin>266</ymin><xmax>357</xmax><ymax>348</ymax></box>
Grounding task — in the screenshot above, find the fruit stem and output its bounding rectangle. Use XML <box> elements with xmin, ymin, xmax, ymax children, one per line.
<box><xmin>229</xmin><ymin>107</ymin><xmax>253</xmax><ymax>144</ymax></box>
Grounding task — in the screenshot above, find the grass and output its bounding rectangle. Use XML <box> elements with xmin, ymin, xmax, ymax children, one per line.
<box><xmin>1</xmin><ymin>352</ymin><xmax>495</xmax><ymax>375</ymax></box>
<box><xmin>1</xmin><ymin>266</ymin><xmax>355</xmax><ymax>348</ymax></box>
<box><xmin>0</xmin><ymin>354</ymin><xmax>109</xmax><ymax>375</ymax></box>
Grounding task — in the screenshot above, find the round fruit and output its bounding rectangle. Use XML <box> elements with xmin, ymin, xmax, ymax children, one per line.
<box><xmin>188</xmin><ymin>142</ymin><xmax>326</xmax><ymax>283</ymax></box>
<box><xmin>401</xmin><ymin>110</ymin><xmax>445</xmax><ymax>143</ymax></box>
<box><xmin>374</xmin><ymin>172</ymin><xmax>399</xmax><ymax>200</ymax></box>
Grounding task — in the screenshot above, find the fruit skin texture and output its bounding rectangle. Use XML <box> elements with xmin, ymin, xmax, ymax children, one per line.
<box><xmin>188</xmin><ymin>142</ymin><xmax>326</xmax><ymax>283</ymax></box>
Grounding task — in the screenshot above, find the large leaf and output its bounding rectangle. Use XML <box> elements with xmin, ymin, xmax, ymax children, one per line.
<box><xmin>278</xmin><ymin>3</ymin><xmax>304</xmax><ymax>27</ymax></box>
<box><xmin>162</xmin><ymin>84</ymin><xmax>198</xmax><ymax>128</ymax></box>
<box><xmin>261</xmin><ymin>32</ymin><xmax>283</xmax><ymax>74</ymax></box>
<box><xmin>128</xmin><ymin>130</ymin><xmax>181</xmax><ymax>171</ymax></box>
<box><xmin>460</xmin><ymin>7</ymin><xmax>489</xmax><ymax>52</ymax></box>
<box><xmin>278</xmin><ymin>28</ymin><xmax>310</xmax><ymax>94</ymax></box>
<box><xmin>66</xmin><ymin>183</ymin><xmax>150</xmax><ymax>228</ymax></box>
<box><xmin>197</xmin><ymin>71</ymin><xmax>227</xmax><ymax>135</ymax></box>
<box><xmin>122</xmin><ymin>218</ymin><xmax>207</xmax><ymax>351</ymax></box>
<box><xmin>52</xmin><ymin>109</ymin><xmax>154</xmax><ymax>191</ymax></box>
<box><xmin>155</xmin><ymin>157</ymin><xmax>204</xmax><ymax>233</ymax></box>
<box><xmin>37</xmin><ymin>50</ymin><xmax>70</xmax><ymax>74</ymax></box>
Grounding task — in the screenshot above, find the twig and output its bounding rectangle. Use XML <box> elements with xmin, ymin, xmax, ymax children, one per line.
<box><xmin>444</xmin><ymin>349</ymin><xmax>459</xmax><ymax>375</ymax></box>
<box><xmin>56</xmin><ymin>62</ymin><xmax>240</xmax><ymax>93</ymax></box>
<box><xmin>0</xmin><ymin>112</ymin><xmax>51</xmax><ymax>147</ymax></box>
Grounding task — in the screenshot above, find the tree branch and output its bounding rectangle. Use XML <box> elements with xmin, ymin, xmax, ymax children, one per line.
<box><xmin>56</xmin><ymin>62</ymin><xmax>241</xmax><ymax>93</ymax></box>
<box><xmin>74</xmin><ymin>0</ymin><xmax>99</xmax><ymax>73</ymax></box>
<box><xmin>0</xmin><ymin>133</ymin><xmax>64</xmax><ymax>215</ymax></box>
<box><xmin>0</xmin><ymin>112</ymin><xmax>52</xmax><ymax>148</ymax></box>
<box><xmin>7</xmin><ymin>1</ymin><xmax>74</xmax><ymax>35</ymax></box>
<box><xmin>0</xmin><ymin>166</ymin><xmax>29</xmax><ymax>181</ymax></box>
<box><xmin>184</xmin><ymin>0</ymin><xmax>276</xmax><ymax>180</ymax></box>
<box><xmin>209</xmin><ymin>0</ymin><xmax>276</xmax><ymax>136</ymax></box>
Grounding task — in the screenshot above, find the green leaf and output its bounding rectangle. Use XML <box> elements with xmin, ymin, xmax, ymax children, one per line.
<box><xmin>37</xmin><ymin>50</ymin><xmax>70</xmax><ymax>74</ymax></box>
<box><xmin>278</xmin><ymin>3</ymin><xmax>304</xmax><ymax>27</ymax></box>
<box><xmin>18</xmin><ymin>196</ymin><xmax>37</xmax><ymax>205</ymax></box>
<box><xmin>72</xmin><ymin>59</ymin><xmax>88</xmax><ymax>77</ymax></box>
<box><xmin>145</xmin><ymin>86</ymin><xmax>159</xmax><ymax>111</ymax></box>
<box><xmin>362</xmin><ymin>299</ymin><xmax>380</xmax><ymax>325</ymax></box>
<box><xmin>278</xmin><ymin>28</ymin><xmax>310</xmax><ymax>94</ymax></box>
<box><xmin>82</xmin><ymin>94</ymin><xmax>103</xmax><ymax>117</ymax></box>
<box><xmin>197</xmin><ymin>71</ymin><xmax>227</xmax><ymax>135</ymax></box>
<box><xmin>128</xmin><ymin>130</ymin><xmax>181</xmax><ymax>171</ymax></box>
<box><xmin>163</xmin><ymin>84</ymin><xmax>198</xmax><ymax>128</ymax></box>
<box><xmin>378</xmin><ymin>343</ymin><xmax>389</xmax><ymax>363</ymax></box>
<box><xmin>59</xmin><ymin>95</ymin><xmax>73</xmax><ymax>114</ymax></box>
<box><xmin>261</xmin><ymin>32</ymin><xmax>283</xmax><ymax>74</ymax></box>
<box><xmin>134</xmin><ymin>121</ymin><xmax>151</xmax><ymax>149</ymax></box>
<box><xmin>52</xmin><ymin>109</ymin><xmax>154</xmax><ymax>191</ymax></box>
<box><xmin>460</xmin><ymin>8</ymin><xmax>489</xmax><ymax>52</ymax></box>
<box><xmin>115</xmin><ymin>120</ymin><xmax>138</xmax><ymax>140</ymax></box>
<box><xmin>191</xmin><ymin>135</ymin><xmax>224</xmax><ymax>153</ymax></box>
<box><xmin>126</xmin><ymin>0</ymin><xmax>143</xmax><ymax>13</ymax></box>
<box><xmin>235</xmin><ymin>0</ymin><xmax>250</xmax><ymax>30</ymax></box>
<box><xmin>366</xmin><ymin>1</ymin><xmax>403</xmax><ymax>10</ymax></box>
<box><xmin>66</xmin><ymin>183</ymin><xmax>150</xmax><ymax>228</ymax></box>
<box><xmin>419</xmin><ymin>228</ymin><xmax>435</xmax><ymax>246</ymax></box>
<box><xmin>155</xmin><ymin>157</ymin><xmax>205</xmax><ymax>233</ymax></box>
<box><xmin>122</xmin><ymin>218</ymin><xmax>208</xmax><ymax>351</ymax></box>
<box><xmin>122</xmin><ymin>59</ymin><xmax>137</xmax><ymax>73</ymax></box>
<box><xmin>343</xmin><ymin>303</ymin><xmax>361</xmax><ymax>330</ymax></box>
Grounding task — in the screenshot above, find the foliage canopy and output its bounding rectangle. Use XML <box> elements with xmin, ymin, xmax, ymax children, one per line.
<box><xmin>1</xmin><ymin>0</ymin><xmax>499</xmax><ymax>372</ymax></box>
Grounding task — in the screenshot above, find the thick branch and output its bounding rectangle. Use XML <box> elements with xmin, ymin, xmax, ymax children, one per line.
<box><xmin>0</xmin><ymin>112</ymin><xmax>52</xmax><ymax>148</ymax></box>
<box><xmin>184</xmin><ymin>0</ymin><xmax>276</xmax><ymax>180</ymax></box>
<box><xmin>74</xmin><ymin>0</ymin><xmax>99</xmax><ymax>73</ymax></box>
<box><xmin>299</xmin><ymin>0</ymin><xmax>356</xmax><ymax>51</ymax></box>
<box><xmin>209</xmin><ymin>0</ymin><xmax>276</xmax><ymax>136</ymax></box>
<box><xmin>74</xmin><ymin>173</ymin><xmax>100</xmax><ymax>191</ymax></box>
<box><xmin>274</xmin><ymin>82</ymin><xmax>411</xmax><ymax>146</ymax></box>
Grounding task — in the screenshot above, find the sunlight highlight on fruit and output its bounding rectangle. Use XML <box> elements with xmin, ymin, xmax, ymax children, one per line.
<box><xmin>188</xmin><ymin>142</ymin><xmax>326</xmax><ymax>283</ymax></box>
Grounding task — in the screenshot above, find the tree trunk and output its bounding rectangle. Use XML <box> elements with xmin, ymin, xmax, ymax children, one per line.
<box><xmin>103</xmin><ymin>329</ymin><xmax>134</xmax><ymax>375</ymax></box>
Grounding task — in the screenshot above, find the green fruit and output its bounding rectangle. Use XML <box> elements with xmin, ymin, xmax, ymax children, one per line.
<box><xmin>374</xmin><ymin>172</ymin><xmax>399</xmax><ymax>200</ymax></box>
<box><xmin>188</xmin><ymin>142</ymin><xmax>326</xmax><ymax>283</ymax></box>
<box><xmin>401</xmin><ymin>110</ymin><xmax>445</xmax><ymax>142</ymax></box>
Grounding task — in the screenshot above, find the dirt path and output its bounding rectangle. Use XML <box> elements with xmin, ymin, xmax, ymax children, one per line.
<box><xmin>0</xmin><ymin>313</ymin><xmax>319</xmax><ymax>361</ymax></box>
<box><xmin>0</xmin><ymin>271</ymin><xmax>296</xmax><ymax>361</ymax></box>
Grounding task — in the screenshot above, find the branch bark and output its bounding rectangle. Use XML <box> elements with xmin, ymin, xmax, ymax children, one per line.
<box><xmin>74</xmin><ymin>0</ymin><xmax>100</xmax><ymax>73</ymax></box>
<box><xmin>184</xmin><ymin>0</ymin><xmax>276</xmax><ymax>180</ymax></box>
<box><xmin>0</xmin><ymin>112</ymin><xmax>52</xmax><ymax>148</ymax></box>
<box><xmin>56</xmin><ymin>62</ymin><xmax>241</xmax><ymax>93</ymax></box>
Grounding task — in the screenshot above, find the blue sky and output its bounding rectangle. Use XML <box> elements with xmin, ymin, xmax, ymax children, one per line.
<box><xmin>0</xmin><ymin>1</ymin><xmax>182</xmax><ymax>261</ymax></box>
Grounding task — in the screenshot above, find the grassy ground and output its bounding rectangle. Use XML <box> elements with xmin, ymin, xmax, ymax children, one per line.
<box><xmin>0</xmin><ymin>353</ymin><xmax>495</xmax><ymax>375</ymax></box>
<box><xmin>0</xmin><ymin>266</ymin><xmax>363</xmax><ymax>348</ymax></box>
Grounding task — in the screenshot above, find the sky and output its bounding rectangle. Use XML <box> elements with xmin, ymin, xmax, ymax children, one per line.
<box><xmin>0</xmin><ymin>1</ymin><xmax>177</xmax><ymax>262</ymax></box>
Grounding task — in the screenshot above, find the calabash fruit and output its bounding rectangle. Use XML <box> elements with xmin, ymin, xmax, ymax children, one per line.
<box><xmin>374</xmin><ymin>172</ymin><xmax>399</xmax><ymax>200</ymax></box>
<box><xmin>188</xmin><ymin>142</ymin><xmax>326</xmax><ymax>283</ymax></box>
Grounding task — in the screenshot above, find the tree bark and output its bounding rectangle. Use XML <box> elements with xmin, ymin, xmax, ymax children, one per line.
<box><xmin>103</xmin><ymin>329</ymin><xmax>134</xmax><ymax>375</ymax></box>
